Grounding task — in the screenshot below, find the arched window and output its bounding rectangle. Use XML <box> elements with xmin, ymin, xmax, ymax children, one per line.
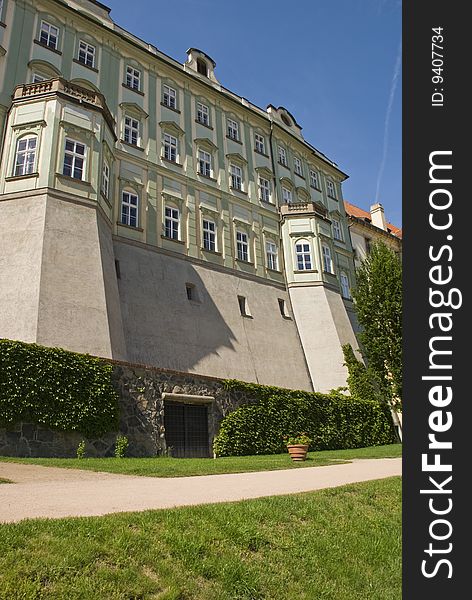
<box><xmin>340</xmin><ymin>272</ymin><xmax>350</xmax><ymax>298</ymax></box>
<box><xmin>121</xmin><ymin>190</ymin><xmax>139</xmax><ymax>227</ymax></box>
<box><xmin>295</xmin><ymin>240</ymin><xmax>312</xmax><ymax>271</ymax></box>
<box><xmin>14</xmin><ymin>135</ymin><xmax>37</xmax><ymax>177</ymax></box>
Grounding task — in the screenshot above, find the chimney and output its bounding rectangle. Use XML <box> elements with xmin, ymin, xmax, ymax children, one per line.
<box><xmin>370</xmin><ymin>203</ymin><xmax>387</xmax><ymax>231</ymax></box>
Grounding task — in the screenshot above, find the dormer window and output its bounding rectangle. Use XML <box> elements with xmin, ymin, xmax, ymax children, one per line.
<box><xmin>197</xmin><ymin>58</ymin><xmax>208</xmax><ymax>76</ymax></box>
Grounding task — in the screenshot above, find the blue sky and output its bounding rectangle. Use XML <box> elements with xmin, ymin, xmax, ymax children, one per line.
<box><xmin>106</xmin><ymin>0</ymin><xmax>402</xmax><ymax>226</ymax></box>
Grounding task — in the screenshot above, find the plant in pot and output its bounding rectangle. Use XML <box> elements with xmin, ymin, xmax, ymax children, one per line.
<box><xmin>284</xmin><ymin>433</ymin><xmax>312</xmax><ymax>462</ymax></box>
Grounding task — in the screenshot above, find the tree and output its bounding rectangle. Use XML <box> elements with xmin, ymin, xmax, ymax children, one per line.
<box><xmin>342</xmin><ymin>343</ymin><xmax>382</xmax><ymax>403</ymax></box>
<box><xmin>351</xmin><ymin>242</ymin><xmax>402</xmax><ymax>409</ymax></box>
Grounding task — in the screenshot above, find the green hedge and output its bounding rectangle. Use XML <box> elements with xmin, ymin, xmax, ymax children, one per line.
<box><xmin>213</xmin><ymin>380</ymin><xmax>396</xmax><ymax>456</ymax></box>
<box><xmin>0</xmin><ymin>339</ymin><xmax>119</xmax><ymax>437</ymax></box>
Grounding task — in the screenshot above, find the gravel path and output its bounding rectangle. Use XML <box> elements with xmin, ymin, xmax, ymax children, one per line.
<box><xmin>0</xmin><ymin>458</ymin><xmax>401</xmax><ymax>523</ymax></box>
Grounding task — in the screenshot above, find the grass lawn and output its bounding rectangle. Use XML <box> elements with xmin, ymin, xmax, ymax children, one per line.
<box><xmin>0</xmin><ymin>477</ymin><xmax>401</xmax><ymax>600</ymax></box>
<box><xmin>0</xmin><ymin>443</ymin><xmax>401</xmax><ymax>478</ymax></box>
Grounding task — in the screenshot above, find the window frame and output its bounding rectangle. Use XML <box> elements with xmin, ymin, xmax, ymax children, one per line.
<box><xmin>266</xmin><ymin>240</ymin><xmax>278</xmax><ymax>271</ymax></box>
<box><xmin>282</xmin><ymin>186</ymin><xmax>293</xmax><ymax>204</ymax></box>
<box><xmin>340</xmin><ymin>272</ymin><xmax>351</xmax><ymax>298</ymax></box>
<box><xmin>227</xmin><ymin>118</ymin><xmax>239</xmax><ymax>141</ymax></box>
<box><xmin>62</xmin><ymin>138</ymin><xmax>86</xmax><ymax>181</ymax></box>
<box><xmin>230</xmin><ymin>164</ymin><xmax>243</xmax><ymax>191</ymax></box>
<box><xmin>202</xmin><ymin>218</ymin><xmax>217</xmax><ymax>252</ymax></box>
<box><xmin>295</xmin><ymin>241</ymin><xmax>312</xmax><ymax>271</ymax></box>
<box><xmin>278</xmin><ymin>145</ymin><xmax>288</xmax><ymax>167</ymax></box>
<box><xmin>163</xmin><ymin>84</ymin><xmax>177</xmax><ymax>110</ymax></box>
<box><xmin>163</xmin><ymin>132</ymin><xmax>178</xmax><ymax>163</ymax></box>
<box><xmin>39</xmin><ymin>20</ymin><xmax>59</xmax><ymax>50</ymax></box>
<box><xmin>196</xmin><ymin>102</ymin><xmax>210</xmax><ymax>126</ymax></box>
<box><xmin>322</xmin><ymin>244</ymin><xmax>334</xmax><ymax>273</ymax></box>
<box><xmin>121</xmin><ymin>190</ymin><xmax>139</xmax><ymax>228</ymax></box>
<box><xmin>310</xmin><ymin>169</ymin><xmax>319</xmax><ymax>189</ymax></box>
<box><xmin>101</xmin><ymin>158</ymin><xmax>110</xmax><ymax>199</ymax></box>
<box><xmin>13</xmin><ymin>135</ymin><xmax>38</xmax><ymax>177</ymax></box>
<box><xmin>125</xmin><ymin>65</ymin><xmax>141</xmax><ymax>91</ymax></box>
<box><xmin>123</xmin><ymin>115</ymin><xmax>140</xmax><ymax>146</ymax></box>
<box><xmin>326</xmin><ymin>179</ymin><xmax>337</xmax><ymax>199</ymax></box>
<box><xmin>254</xmin><ymin>133</ymin><xmax>265</xmax><ymax>154</ymax></box>
<box><xmin>332</xmin><ymin>219</ymin><xmax>343</xmax><ymax>241</ymax></box>
<box><xmin>236</xmin><ymin>230</ymin><xmax>249</xmax><ymax>262</ymax></box>
<box><xmin>198</xmin><ymin>149</ymin><xmax>212</xmax><ymax>177</ymax></box>
<box><xmin>293</xmin><ymin>156</ymin><xmax>303</xmax><ymax>176</ymax></box>
<box><xmin>259</xmin><ymin>176</ymin><xmax>271</xmax><ymax>203</ymax></box>
<box><xmin>164</xmin><ymin>205</ymin><xmax>180</xmax><ymax>240</ymax></box>
<box><xmin>78</xmin><ymin>39</ymin><xmax>96</xmax><ymax>69</ymax></box>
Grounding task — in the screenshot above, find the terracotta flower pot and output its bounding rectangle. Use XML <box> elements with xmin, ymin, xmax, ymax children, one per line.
<box><xmin>287</xmin><ymin>444</ymin><xmax>309</xmax><ymax>461</ymax></box>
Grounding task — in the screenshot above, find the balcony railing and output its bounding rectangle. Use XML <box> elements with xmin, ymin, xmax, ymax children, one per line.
<box><xmin>279</xmin><ymin>200</ymin><xmax>328</xmax><ymax>218</ymax></box>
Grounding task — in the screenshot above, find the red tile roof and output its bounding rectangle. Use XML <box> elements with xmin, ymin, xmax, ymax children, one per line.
<box><xmin>344</xmin><ymin>201</ymin><xmax>402</xmax><ymax>239</ymax></box>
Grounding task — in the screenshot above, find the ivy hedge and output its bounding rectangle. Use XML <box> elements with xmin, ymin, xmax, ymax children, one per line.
<box><xmin>0</xmin><ymin>339</ymin><xmax>119</xmax><ymax>437</ymax></box>
<box><xmin>213</xmin><ymin>380</ymin><xmax>396</xmax><ymax>456</ymax></box>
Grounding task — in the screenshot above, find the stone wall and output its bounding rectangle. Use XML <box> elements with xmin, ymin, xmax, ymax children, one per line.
<box><xmin>0</xmin><ymin>360</ymin><xmax>252</xmax><ymax>458</ymax></box>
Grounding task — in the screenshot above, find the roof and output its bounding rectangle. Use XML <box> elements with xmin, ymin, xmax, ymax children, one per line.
<box><xmin>344</xmin><ymin>201</ymin><xmax>402</xmax><ymax>239</ymax></box>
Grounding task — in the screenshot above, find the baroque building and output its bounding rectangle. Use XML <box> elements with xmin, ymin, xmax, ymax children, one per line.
<box><xmin>0</xmin><ymin>0</ymin><xmax>360</xmax><ymax>393</ymax></box>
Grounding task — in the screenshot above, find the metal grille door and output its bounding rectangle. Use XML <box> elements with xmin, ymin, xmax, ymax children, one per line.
<box><xmin>164</xmin><ymin>401</ymin><xmax>210</xmax><ymax>458</ymax></box>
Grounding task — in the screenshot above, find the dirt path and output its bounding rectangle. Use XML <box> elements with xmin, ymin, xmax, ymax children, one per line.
<box><xmin>0</xmin><ymin>458</ymin><xmax>401</xmax><ymax>524</ymax></box>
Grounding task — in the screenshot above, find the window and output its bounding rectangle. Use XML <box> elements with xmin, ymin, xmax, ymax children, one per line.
<box><xmin>294</xmin><ymin>157</ymin><xmax>303</xmax><ymax>176</ymax></box>
<box><xmin>327</xmin><ymin>179</ymin><xmax>337</xmax><ymax>198</ymax></box>
<box><xmin>78</xmin><ymin>40</ymin><xmax>96</xmax><ymax>68</ymax></box>
<box><xmin>14</xmin><ymin>136</ymin><xmax>37</xmax><ymax>177</ymax></box>
<box><xmin>278</xmin><ymin>146</ymin><xmax>287</xmax><ymax>166</ymax></box>
<box><xmin>255</xmin><ymin>133</ymin><xmax>265</xmax><ymax>154</ymax></box>
<box><xmin>186</xmin><ymin>283</ymin><xmax>196</xmax><ymax>301</ymax></box>
<box><xmin>126</xmin><ymin>66</ymin><xmax>141</xmax><ymax>91</ymax></box>
<box><xmin>39</xmin><ymin>21</ymin><xmax>59</xmax><ymax>50</ymax></box>
<box><xmin>164</xmin><ymin>206</ymin><xmax>179</xmax><ymax>240</ymax></box>
<box><xmin>63</xmin><ymin>139</ymin><xmax>85</xmax><ymax>180</ymax></box>
<box><xmin>332</xmin><ymin>219</ymin><xmax>343</xmax><ymax>241</ymax></box>
<box><xmin>32</xmin><ymin>73</ymin><xmax>47</xmax><ymax>83</ymax></box>
<box><xmin>259</xmin><ymin>176</ymin><xmax>270</xmax><ymax>203</ymax></box>
<box><xmin>230</xmin><ymin>165</ymin><xmax>243</xmax><ymax>191</ymax></box>
<box><xmin>295</xmin><ymin>242</ymin><xmax>312</xmax><ymax>271</ymax></box>
<box><xmin>282</xmin><ymin>187</ymin><xmax>292</xmax><ymax>204</ymax></box>
<box><xmin>163</xmin><ymin>133</ymin><xmax>178</xmax><ymax>162</ymax></box>
<box><xmin>340</xmin><ymin>272</ymin><xmax>350</xmax><ymax>298</ymax></box>
<box><xmin>123</xmin><ymin>116</ymin><xmax>139</xmax><ymax>146</ymax></box>
<box><xmin>227</xmin><ymin>119</ymin><xmax>239</xmax><ymax>141</ymax></box>
<box><xmin>278</xmin><ymin>298</ymin><xmax>289</xmax><ymax>318</ymax></box>
<box><xmin>163</xmin><ymin>85</ymin><xmax>177</xmax><ymax>109</ymax></box>
<box><xmin>202</xmin><ymin>219</ymin><xmax>216</xmax><ymax>251</ymax></box>
<box><xmin>310</xmin><ymin>169</ymin><xmax>319</xmax><ymax>189</ymax></box>
<box><xmin>197</xmin><ymin>102</ymin><xmax>210</xmax><ymax>126</ymax></box>
<box><xmin>238</xmin><ymin>295</ymin><xmax>250</xmax><ymax>317</ymax></box>
<box><xmin>236</xmin><ymin>231</ymin><xmax>249</xmax><ymax>262</ymax></box>
<box><xmin>197</xmin><ymin>58</ymin><xmax>208</xmax><ymax>76</ymax></box>
<box><xmin>121</xmin><ymin>191</ymin><xmax>139</xmax><ymax>227</ymax></box>
<box><xmin>266</xmin><ymin>241</ymin><xmax>278</xmax><ymax>271</ymax></box>
<box><xmin>101</xmin><ymin>159</ymin><xmax>110</xmax><ymax>199</ymax></box>
<box><xmin>322</xmin><ymin>245</ymin><xmax>334</xmax><ymax>273</ymax></box>
<box><xmin>198</xmin><ymin>150</ymin><xmax>212</xmax><ymax>177</ymax></box>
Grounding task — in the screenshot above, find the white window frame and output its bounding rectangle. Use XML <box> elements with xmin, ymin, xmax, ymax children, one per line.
<box><xmin>63</xmin><ymin>138</ymin><xmax>86</xmax><ymax>180</ymax></box>
<box><xmin>278</xmin><ymin>146</ymin><xmax>288</xmax><ymax>166</ymax></box>
<box><xmin>121</xmin><ymin>191</ymin><xmax>139</xmax><ymax>227</ymax></box>
<box><xmin>14</xmin><ymin>135</ymin><xmax>37</xmax><ymax>177</ymax></box>
<box><xmin>123</xmin><ymin>115</ymin><xmax>140</xmax><ymax>146</ymax></box>
<box><xmin>295</xmin><ymin>241</ymin><xmax>312</xmax><ymax>271</ymax></box>
<box><xmin>101</xmin><ymin>159</ymin><xmax>110</xmax><ymax>199</ymax></box>
<box><xmin>126</xmin><ymin>66</ymin><xmax>141</xmax><ymax>91</ymax></box>
<box><xmin>39</xmin><ymin>20</ymin><xmax>59</xmax><ymax>50</ymax></box>
<box><xmin>266</xmin><ymin>241</ymin><xmax>278</xmax><ymax>271</ymax></box>
<box><xmin>163</xmin><ymin>84</ymin><xmax>177</xmax><ymax>109</ymax></box>
<box><xmin>322</xmin><ymin>245</ymin><xmax>334</xmax><ymax>273</ymax></box>
<box><xmin>197</xmin><ymin>102</ymin><xmax>210</xmax><ymax>126</ymax></box>
<box><xmin>78</xmin><ymin>40</ymin><xmax>96</xmax><ymax>68</ymax></box>
<box><xmin>32</xmin><ymin>73</ymin><xmax>48</xmax><ymax>83</ymax></box>
<box><xmin>282</xmin><ymin>187</ymin><xmax>292</xmax><ymax>204</ymax></box>
<box><xmin>340</xmin><ymin>272</ymin><xmax>350</xmax><ymax>298</ymax></box>
<box><xmin>255</xmin><ymin>133</ymin><xmax>265</xmax><ymax>154</ymax></box>
<box><xmin>327</xmin><ymin>179</ymin><xmax>337</xmax><ymax>199</ymax></box>
<box><xmin>198</xmin><ymin>149</ymin><xmax>212</xmax><ymax>177</ymax></box>
<box><xmin>310</xmin><ymin>169</ymin><xmax>319</xmax><ymax>189</ymax></box>
<box><xmin>164</xmin><ymin>206</ymin><xmax>180</xmax><ymax>240</ymax></box>
<box><xmin>332</xmin><ymin>219</ymin><xmax>343</xmax><ymax>241</ymax></box>
<box><xmin>230</xmin><ymin>164</ymin><xmax>243</xmax><ymax>191</ymax></box>
<box><xmin>259</xmin><ymin>176</ymin><xmax>270</xmax><ymax>203</ymax></box>
<box><xmin>227</xmin><ymin>118</ymin><xmax>239</xmax><ymax>141</ymax></box>
<box><xmin>236</xmin><ymin>231</ymin><xmax>249</xmax><ymax>262</ymax></box>
<box><xmin>163</xmin><ymin>133</ymin><xmax>178</xmax><ymax>162</ymax></box>
<box><xmin>294</xmin><ymin>157</ymin><xmax>303</xmax><ymax>176</ymax></box>
<box><xmin>202</xmin><ymin>218</ymin><xmax>216</xmax><ymax>252</ymax></box>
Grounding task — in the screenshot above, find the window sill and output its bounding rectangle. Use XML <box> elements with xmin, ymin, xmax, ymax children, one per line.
<box><xmin>323</xmin><ymin>270</ymin><xmax>336</xmax><ymax>276</ymax></box>
<box><xmin>278</xmin><ymin>161</ymin><xmax>289</xmax><ymax>169</ymax></box>
<box><xmin>201</xmin><ymin>247</ymin><xmax>222</xmax><ymax>256</ymax></box>
<box><xmin>161</xmin><ymin>235</ymin><xmax>185</xmax><ymax>245</ymax></box>
<box><xmin>120</xmin><ymin>140</ymin><xmax>145</xmax><ymax>151</ymax></box>
<box><xmin>0</xmin><ymin>21</ymin><xmax>6</xmax><ymax>29</ymax></box>
<box><xmin>267</xmin><ymin>267</ymin><xmax>282</xmax><ymax>274</ymax></box>
<box><xmin>73</xmin><ymin>58</ymin><xmax>99</xmax><ymax>73</ymax></box>
<box><xmin>295</xmin><ymin>172</ymin><xmax>305</xmax><ymax>180</ymax></box>
<box><xmin>160</xmin><ymin>102</ymin><xmax>181</xmax><ymax>114</ymax></box>
<box><xmin>281</xmin><ymin>314</ymin><xmax>293</xmax><ymax>320</ymax></box>
<box><xmin>122</xmin><ymin>83</ymin><xmax>144</xmax><ymax>96</ymax></box>
<box><xmin>5</xmin><ymin>172</ymin><xmax>39</xmax><ymax>182</ymax></box>
<box><xmin>240</xmin><ymin>314</ymin><xmax>253</xmax><ymax>319</ymax></box>
<box><xmin>259</xmin><ymin>198</ymin><xmax>275</xmax><ymax>206</ymax></box>
<box><xmin>294</xmin><ymin>269</ymin><xmax>318</xmax><ymax>274</ymax></box>
<box><xmin>310</xmin><ymin>185</ymin><xmax>322</xmax><ymax>192</ymax></box>
<box><xmin>230</xmin><ymin>186</ymin><xmax>247</xmax><ymax>195</ymax></box>
<box><xmin>161</xmin><ymin>157</ymin><xmax>183</xmax><ymax>167</ymax></box>
<box><xmin>328</xmin><ymin>195</ymin><xmax>338</xmax><ymax>201</ymax></box>
<box><xmin>117</xmin><ymin>221</ymin><xmax>144</xmax><ymax>232</ymax></box>
<box><xmin>56</xmin><ymin>173</ymin><xmax>91</xmax><ymax>186</ymax></box>
<box><xmin>226</xmin><ymin>135</ymin><xmax>242</xmax><ymax>145</ymax></box>
<box><xmin>254</xmin><ymin>149</ymin><xmax>270</xmax><ymax>158</ymax></box>
<box><xmin>197</xmin><ymin>172</ymin><xmax>217</xmax><ymax>182</ymax></box>
<box><xmin>34</xmin><ymin>39</ymin><xmax>62</xmax><ymax>55</ymax></box>
<box><xmin>195</xmin><ymin>119</ymin><xmax>213</xmax><ymax>130</ymax></box>
<box><xmin>236</xmin><ymin>258</ymin><xmax>254</xmax><ymax>266</ymax></box>
<box><xmin>100</xmin><ymin>191</ymin><xmax>112</xmax><ymax>207</ymax></box>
